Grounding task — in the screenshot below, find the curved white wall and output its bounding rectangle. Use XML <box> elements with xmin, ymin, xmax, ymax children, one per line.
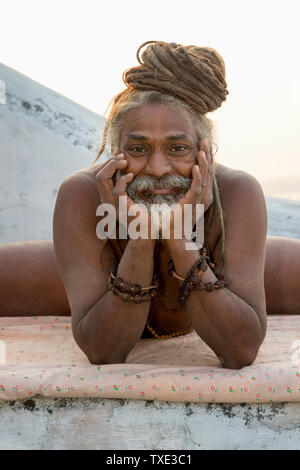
<box><xmin>0</xmin><ymin>63</ymin><xmax>105</xmax><ymax>243</ymax></box>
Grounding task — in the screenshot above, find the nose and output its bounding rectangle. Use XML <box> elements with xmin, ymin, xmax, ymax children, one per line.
<box><xmin>143</xmin><ymin>148</ymin><xmax>172</xmax><ymax>178</ymax></box>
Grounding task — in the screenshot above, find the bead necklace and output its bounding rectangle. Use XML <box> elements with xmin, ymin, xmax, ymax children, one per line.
<box><xmin>145</xmin><ymin>321</ymin><xmax>193</xmax><ymax>339</ymax></box>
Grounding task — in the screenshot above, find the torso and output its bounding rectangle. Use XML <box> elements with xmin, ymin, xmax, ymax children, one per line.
<box><xmin>78</xmin><ymin>161</ymin><xmax>237</xmax><ymax>338</ymax></box>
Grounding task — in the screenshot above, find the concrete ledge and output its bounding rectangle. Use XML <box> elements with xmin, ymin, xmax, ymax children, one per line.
<box><xmin>1</xmin><ymin>397</ymin><xmax>300</xmax><ymax>449</ymax></box>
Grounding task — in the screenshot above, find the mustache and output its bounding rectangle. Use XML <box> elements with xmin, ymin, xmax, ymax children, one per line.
<box><xmin>116</xmin><ymin>171</ymin><xmax>192</xmax><ymax>194</ymax></box>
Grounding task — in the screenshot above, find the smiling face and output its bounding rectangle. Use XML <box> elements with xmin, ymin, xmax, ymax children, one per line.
<box><xmin>118</xmin><ymin>102</ymin><xmax>199</xmax><ymax>208</ymax></box>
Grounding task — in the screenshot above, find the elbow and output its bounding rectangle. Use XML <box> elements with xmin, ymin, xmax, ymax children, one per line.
<box><xmin>221</xmin><ymin>327</ymin><xmax>265</xmax><ymax>370</ymax></box>
<box><xmin>222</xmin><ymin>357</ymin><xmax>255</xmax><ymax>370</ymax></box>
<box><xmin>87</xmin><ymin>352</ymin><xmax>126</xmax><ymax>365</ymax></box>
<box><xmin>78</xmin><ymin>338</ymin><xmax>127</xmax><ymax>365</ymax></box>
<box><xmin>78</xmin><ymin>339</ymin><xmax>127</xmax><ymax>365</ymax></box>
<box><xmin>220</xmin><ymin>348</ymin><xmax>259</xmax><ymax>370</ymax></box>
<box><xmin>73</xmin><ymin>321</ymin><xmax>128</xmax><ymax>365</ymax></box>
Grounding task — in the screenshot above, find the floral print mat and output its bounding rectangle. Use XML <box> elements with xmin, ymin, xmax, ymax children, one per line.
<box><xmin>1</xmin><ymin>315</ymin><xmax>300</xmax><ymax>403</ymax></box>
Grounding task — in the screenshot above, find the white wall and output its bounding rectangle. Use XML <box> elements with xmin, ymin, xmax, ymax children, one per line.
<box><xmin>0</xmin><ymin>63</ymin><xmax>105</xmax><ymax>243</ymax></box>
<box><xmin>1</xmin><ymin>398</ymin><xmax>300</xmax><ymax>450</ymax></box>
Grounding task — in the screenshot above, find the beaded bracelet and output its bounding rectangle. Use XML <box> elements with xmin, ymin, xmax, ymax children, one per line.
<box><xmin>107</xmin><ymin>264</ymin><xmax>159</xmax><ymax>303</ymax></box>
<box><xmin>168</xmin><ymin>245</ymin><xmax>215</xmax><ymax>284</ymax></box>
<box><xmin>168</xmin><ymin>247</ymin><xmax>216</xmax><ymax>282</ymax></box>
<box><xmin>167</xmin><ymin>245</ymin><xmax>230</xmax><ymax>304</ymax></box>
<box><xmin>178</xmin><ymin>271</ymin><xmax>231</xmax><ymax>304</ymax></box>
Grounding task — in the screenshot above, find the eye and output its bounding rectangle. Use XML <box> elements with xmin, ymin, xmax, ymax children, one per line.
<box><xmin>168</xmin><ymin>145</ymin><xmax>191</xmax><ymax>155</ymax></box>
<box><xmin>127</xmin><ymin>145</ymin><xmax>148</xmax><ymax>156</ymax></box>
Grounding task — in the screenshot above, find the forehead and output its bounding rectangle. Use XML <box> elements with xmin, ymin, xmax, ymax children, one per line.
<box><xmin>120</xmin><ymin>103</ymin><xmax>197</xmax><ymax>139</ymax></box>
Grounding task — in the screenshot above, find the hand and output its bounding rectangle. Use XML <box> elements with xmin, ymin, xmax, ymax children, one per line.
<box><xmin>94</xmin><ymin>153</ymin><xmax>133</xmax><ymax>208</ymax></box>
<box><xmin>94</xmin><ymin>154</ymin><xmax>151</xmax><ymax>239</ymax></box>
<box><xmin>180</xmin><ymin>138</ymin><xmax>214</xmax><ymax>213</ymax></box>
<box><xmin>166</xmin><ymin>138</ymin><xmax>214</xmax><ymax>245</ymax></box>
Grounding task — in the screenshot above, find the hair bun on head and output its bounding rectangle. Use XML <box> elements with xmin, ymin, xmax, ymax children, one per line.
<box><xmin>122</xmin><ymin>40</ymin><xmax>229</xmax><ymax>115</ymax></box>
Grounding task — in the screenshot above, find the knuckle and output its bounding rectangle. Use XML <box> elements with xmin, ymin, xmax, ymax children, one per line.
<box><xmin>94</xmin><ymin>158</ymin><xmax>112</xmax><ymax>174</ymax></box>
<box><xmin>112</xmin><ymin>159</ymin><xmax>125</xmax><ymax>169</ymax></box>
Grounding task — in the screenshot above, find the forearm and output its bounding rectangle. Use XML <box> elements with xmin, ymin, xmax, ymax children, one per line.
<box><xmin>78</xmin><ymin>238</ymin><xmax>156</xmax><ymax>364</ymax></box>
<box><xmin>168</xmin><ymin>240</ymin><xmax>265</xmax><ymax>369</ymax></box>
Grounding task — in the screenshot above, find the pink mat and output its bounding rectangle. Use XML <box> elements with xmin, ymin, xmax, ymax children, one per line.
<box><xmin>1</xmin><ymin>315</ymin><xmax>300</xmax><ymax>403</ymax></box>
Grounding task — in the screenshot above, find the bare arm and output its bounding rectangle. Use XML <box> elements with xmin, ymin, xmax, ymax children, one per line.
<box><xmin>167</xmin><ymin>172</ymin><xmax>268</xmax><ymax>369</ymax></box>
<box><xmin>77</xmin><ymin>237</ymin><xmax>156</xmax><ymax>364</ymax></box>
<box><xmin>53</xmin><ymin>167</ymin><xmax>155</xmax><ymax>364</ymax></box>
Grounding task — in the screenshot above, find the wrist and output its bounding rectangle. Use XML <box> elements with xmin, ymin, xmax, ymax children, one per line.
<box><xmin>167</xmin><ymin>242</ymin><xmax>214</xmax><ymax>279</ymax></box>
<box><xmin>127</xmin><ymin>237</ymin><xmax>156</xmax><ymax>251</ymax></box>
<box><xmin>165</xmin><ymin>237</ymin><xmax>199</xmax><ymax>252</ymax></box>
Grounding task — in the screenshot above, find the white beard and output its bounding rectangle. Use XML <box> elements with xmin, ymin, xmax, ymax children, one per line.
<box><xmin>115</xmin><ymin>170</ymin><xmax>191</xmax><ymax>238</ymax></box>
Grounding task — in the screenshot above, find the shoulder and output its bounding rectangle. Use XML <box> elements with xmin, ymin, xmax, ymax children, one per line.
<box><xmin>211</xmin><ymin>164</ymin><xmax>268</xmax><ymax>266</ymax></box>
<box><xmin>54</xmin><ymin>162</ymin><xmax>111</xmax><ymax>225</ymax></box>
<box><xmin>215</xmin><ymin>163</ymin><xmax>267</xmax><ymax>220</ymax></box>
<box><xmin>53</xmin><ymin>161</ymin><xmax>116</xmax><ymax>265</ymax></box>
<box><xmin>56</xmin><ymin>164</ymin><xmax>100</xmax><ymax>206</ymax></box>
<box><xmin>53</xmin><ymin>164</ymin><xmax>103</xmax><ymax>251</ymax></box>
<box><xmin>215</xmin><ymin>164</ymin><xmax>268</xmax><ymax>254</ymax></box>
<box><xmin>216</xmin><ymin>163</ymin><xmax>265</xmax><ymax>196</ymax></box>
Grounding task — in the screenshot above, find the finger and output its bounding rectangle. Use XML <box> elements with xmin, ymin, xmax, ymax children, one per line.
<box><xmin>191</xmin><ymin>164</ymin><xmax>204</xmax><ymax>196</ymax></box>
<box><xmin>94</xmin><ymin>152</ymin><xmax>125</xmax><ymax>169</ymax></box>
<box><xmin>183</xmin><ymin>164</ymin><xmax>204</xmax><ymax>204</ymax></box>
<box><xmin>96</xmin><ymin>156</ymin><xmax>128</xmax><ymax>182</ymax></box>
<box><xmin>93</xmin><ymin>157</ymin><xmax>115</xmax><ymax>176</ymax></box>
<box><xmin>93</xmin><ymin>152</ymin><xmax>125</xmax><ymax>174</ymax></box>
<box><xmin>198</xmin><ymin>138</ymin><xmax>210</xmax><ymax>154</ymax></box>
<box><xmin>197</xmin><ymin>144</ymin><xmax>214</xmax><ymax>212</ymax></box>
<box><xmin>198</xmin><ymin>138</ymin><xmax>212</xmax><ymax>166</ymax></box>
<box><xmin>113</xmin><ymin>172</ymin><xmax>134</xmax><ymax>197</ymax></box>
<box><xmin>197</xmin><ymin>150</ymin><xmax>209</xmax><ymax>182</ymax></box>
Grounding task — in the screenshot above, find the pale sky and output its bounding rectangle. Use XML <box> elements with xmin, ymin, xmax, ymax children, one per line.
<box><xmin>1</xmin><ymin>0</ymin><xmax>300</xmax><ymax>199</ymax></box>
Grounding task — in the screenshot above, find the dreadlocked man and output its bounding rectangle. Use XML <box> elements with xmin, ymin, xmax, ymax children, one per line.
<box><xmin>1</xmin><ymin>41</ymin><xmax>300</xmax><ymax>369</ymax></box>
